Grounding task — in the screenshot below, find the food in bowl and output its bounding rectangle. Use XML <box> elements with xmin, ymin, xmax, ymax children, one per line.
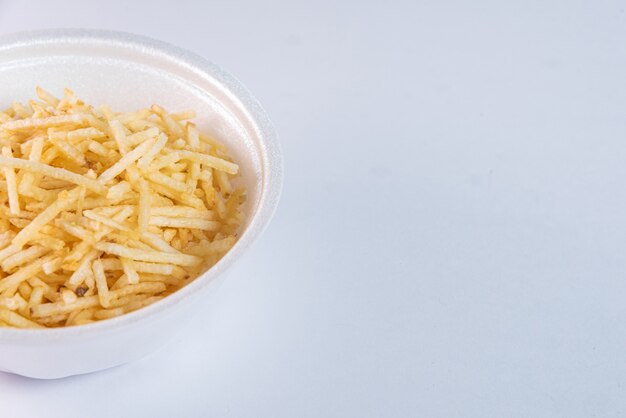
<box><xmin>0</xmin><ymin>87</ymin><xmax>245</xmax><ymax>328</ymax></box>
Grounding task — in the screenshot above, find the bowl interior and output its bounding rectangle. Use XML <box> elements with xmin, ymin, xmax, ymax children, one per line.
<box><xmin>0</xmin><ymin>30</ymin><xmax>280</xmax><ymax>340</ymax></box>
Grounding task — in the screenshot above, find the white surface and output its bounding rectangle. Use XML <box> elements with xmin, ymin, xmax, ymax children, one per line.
<box><xmin>1</xmin><ymin>0</ymin><xmax>625</xmax><ymax>416</ymax></box>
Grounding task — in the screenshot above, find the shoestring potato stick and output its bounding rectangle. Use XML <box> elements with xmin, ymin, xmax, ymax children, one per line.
<box><xmin>0</xmin><ymin>87</ymin><xmax>246</xmax><ymax>328</ymax></box>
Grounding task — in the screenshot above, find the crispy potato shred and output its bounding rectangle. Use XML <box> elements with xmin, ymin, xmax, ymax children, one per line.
<box><xmin>0</xmin><ymin>88</ymin><xmax>245</xmax><ymax>328</ymax></box>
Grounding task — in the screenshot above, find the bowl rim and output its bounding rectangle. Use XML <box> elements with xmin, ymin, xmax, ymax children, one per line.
<box><xmin>0</xmin><ymin>28</ymin><xmax>283</xmax><ymax>342</ymax></box>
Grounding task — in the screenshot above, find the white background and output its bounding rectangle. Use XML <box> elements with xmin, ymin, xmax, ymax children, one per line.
<box><xmin>1</xmin><ymin>0</ymin><xmax>626</xmax><ymax>416</ymax></box>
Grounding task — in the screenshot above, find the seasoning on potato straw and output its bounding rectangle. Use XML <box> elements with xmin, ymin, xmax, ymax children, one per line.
<box><xmin>0</xmin><ymin>87</ymin><xmax>245</xmax><ymax>328</ymax></box>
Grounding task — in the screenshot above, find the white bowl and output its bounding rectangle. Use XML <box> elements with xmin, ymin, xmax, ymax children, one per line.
<box><xmin>0</xmin><ymin>29</ymin><xmax>283</xmax><ymax>379</ymax></box>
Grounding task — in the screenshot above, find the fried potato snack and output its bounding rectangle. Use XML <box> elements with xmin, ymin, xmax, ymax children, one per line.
<box><xmin>0</xmin><ymin>88</ymin><xmax>245</xmax><ymax>328</ymax></box>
